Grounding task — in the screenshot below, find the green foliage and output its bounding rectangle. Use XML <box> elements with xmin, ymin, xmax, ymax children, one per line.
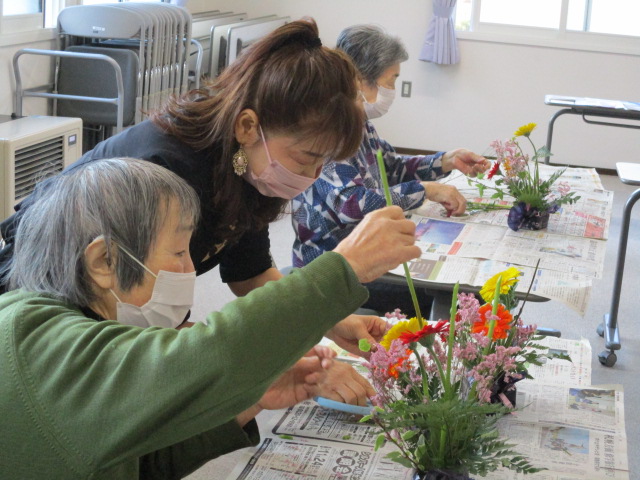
<box><xmin>372</xmin><ymin>398</ymin><xmax>543</xmax><ymax>475</ymax></box>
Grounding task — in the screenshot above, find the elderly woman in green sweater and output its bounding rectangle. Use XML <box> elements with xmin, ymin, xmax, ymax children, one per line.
<box><xmin>0</xmin><ymin>158</ymin><xmax>419</xmax><ymax>479</ymax></box>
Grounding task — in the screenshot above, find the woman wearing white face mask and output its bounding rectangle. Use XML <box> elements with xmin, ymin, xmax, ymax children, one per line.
<box><xmin>292</xmin><ymin>24</ymin><xmax>490</xmax><ymax>315</ymax></box>
<box><xmin>1</xmin><ymin>157</ymin><xmax>420</xmax><ymax>479</ymax></box>
<box><xmin>0</xmin><ymin>19</ymin><xmax>389</xmax><ymax>360</ymax></box>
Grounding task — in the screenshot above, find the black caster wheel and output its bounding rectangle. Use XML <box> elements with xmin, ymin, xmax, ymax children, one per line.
<box><xmin>598</xmin><ymin>351</ymin><xmax>617</xmax><ymax>367</ymax></box>
<box><xmin>596</xmin><ymin>323</ymin><xmax>604</xmax><ymax>337</ymax></box>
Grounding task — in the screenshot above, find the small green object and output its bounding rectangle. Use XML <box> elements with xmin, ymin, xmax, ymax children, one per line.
<box><xmin>358</xmin><ymin>338</ymin><xmax>371</xmax><ymax>352</ymax></box>
<box><xmin>279</xmin><ymin>434</ymin><xmax>293</xmax><ymax>440</ymax></box>
<box><xmin>342</xmin><ymin>434</ymin><xmax>352</xmax><ymax>440</ymax></box>
<box><xmin>360</xmin><ymin>414</ymin><xmax>373</xmax><ymax>423</ymax></box>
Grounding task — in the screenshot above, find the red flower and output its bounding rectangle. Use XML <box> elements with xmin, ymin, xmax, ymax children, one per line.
<box><xmin>399</xmin><ymin>320</ymin><xmax>449</xmax><ymax>345</ymax></box>
<box><xmin>487</xmin><ymin>161</ymin><xmax>500</xmax><ymax>179</ymax></box>
<box><xmin>472</xmin><ymin>304</ymin><xmax>513</xmax><ymax>340</ymax></box>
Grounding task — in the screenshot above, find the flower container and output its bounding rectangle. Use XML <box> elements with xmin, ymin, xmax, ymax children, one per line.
<box><xmin>489</xmin><ymin>371</ymin><xmax>526</xmax><ymax>407</ymax></box>
<box><xmin>414</xmin><ymin>469</ymin><xmax>472</xmax><ymax>480</ymax></box>
<box><xmin>507</xmin><ymin>203</ymin><xmax>551</xmax><ymax>231</ymax></box>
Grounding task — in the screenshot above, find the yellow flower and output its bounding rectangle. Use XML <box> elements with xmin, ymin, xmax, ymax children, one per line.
<box><xmin>479</xmin><ymin>267</ymin><xmax>522</xmax><ymax>303</ymax></box>
<box><xmin>513</xmin><ymin>123</ymin><xmax>537</xmax><ymax>138</ymax></box>
<box><xmin>380</xmin><ymin>316</ymin><xmax>423</xmax><ymax>350</ymax></box>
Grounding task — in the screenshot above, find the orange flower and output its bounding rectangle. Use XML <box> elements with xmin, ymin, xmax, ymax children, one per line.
<box><xmin>472</xmin><ymin>304</ymin><xmax>513</xmax><ymax>340</ymax></box>
<box><xmin>388</xmin><ymin>348</ymin><xmax>413</xmax><ymax>379</ymax></box>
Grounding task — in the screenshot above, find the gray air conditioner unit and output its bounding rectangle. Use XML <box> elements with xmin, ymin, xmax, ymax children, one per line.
<box><xmin>0</xmin><ymin>116</ymin><xmax>82</xmax><ymax>220</ymax></box>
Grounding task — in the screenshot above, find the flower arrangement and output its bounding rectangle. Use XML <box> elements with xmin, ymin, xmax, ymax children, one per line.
<box><xmin>470</xmin><ymin>123</ymin><xmax>580</xmax><ymax>231</ymax></box>
<box><xmin>364</xmin><ymin>152</ymin><xmax>571</xmax><ymax>478</ymax></box>
<box><xmin>358</xmin><ymin>268</ymin><xmax>569</xmax><ymax>478</ymax></box>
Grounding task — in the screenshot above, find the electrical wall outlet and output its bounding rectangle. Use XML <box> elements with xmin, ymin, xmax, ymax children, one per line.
<box><xmin>401</xmin><ymin>81</ymin><xmax>412</xmax><ymax>98</ymax></box>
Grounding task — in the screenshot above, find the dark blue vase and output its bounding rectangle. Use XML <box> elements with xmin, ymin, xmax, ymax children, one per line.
<box><xmin>508</xmin><ymin>202</ymin><xmax>551</xmax><ymax>231</ymax></box>
<box><xmin>413</xmin><ymin>470</ymin><xmax>472</xmax><ymax>480</ymax></box>
<box><xmin>490</xmin><ymin>371</ymin><xmax>526</xmax><ymax>407</ymax></box>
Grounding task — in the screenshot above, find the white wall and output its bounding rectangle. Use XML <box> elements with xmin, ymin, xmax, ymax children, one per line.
<box><xmin>190</xmin><ymin>0</ymin><xmax>640</xmax><ymax>169</ymax></box>
<box><xmin>2</xmin><ymin>0</ymin><xmax>638</xmax><ymax>169</ymax></box>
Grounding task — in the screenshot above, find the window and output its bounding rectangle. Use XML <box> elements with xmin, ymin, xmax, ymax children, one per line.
<box><xmin>455</xmin><ymin>0</ymin><xmax>640</xmax><ymax>54</ymax></box>
<box><xmin>0</xmin><ymin>0</ymin><xmax>44</xmax><ymax>35</ymax></box>
<box><xmin>1</xmin><ymin>0</ymin><xmax>167</xmax><ymax>39</ymax></box>
<box><xmin>3</xmin><ymin>0</ymin><xmax>42</xmax><ymax>15</ymax></box>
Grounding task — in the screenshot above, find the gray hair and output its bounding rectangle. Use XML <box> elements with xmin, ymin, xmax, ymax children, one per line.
<box><xmin>336</xmin><ymin>25</ymin><xmax>409</xmax><ymax>87</ymax></box>
<box><xmin>9</xmin><ymin>158</ymin><xmax>200</xmax><ymax>307</ymax></box>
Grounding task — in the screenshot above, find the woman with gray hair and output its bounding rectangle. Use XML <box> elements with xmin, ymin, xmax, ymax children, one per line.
<box><xmin>0</xmin><ymin>158</ymin><xmax>419</xmax><ymax>479</ymax></box>
<box><xmin>292</xmin><ymin>24</ymin><xmax>489</xmax><ymax>315</ymax></box>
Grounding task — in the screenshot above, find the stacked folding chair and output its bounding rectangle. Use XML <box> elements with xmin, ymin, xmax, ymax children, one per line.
<box><xmin>57</xmin><ymin>3</ymin><xmax>193</xmax><ymax>126</ymax></box>
<box><xmin>13</xmin><ymin>4</ymin><xmax>290</xmax><ymax>151</ymax></box>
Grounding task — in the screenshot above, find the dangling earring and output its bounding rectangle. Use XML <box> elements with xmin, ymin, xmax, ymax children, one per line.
<box><xmin>232</xmin><ymin>146</ymin><xmax>248</xmax><ymax>176</ymax></box>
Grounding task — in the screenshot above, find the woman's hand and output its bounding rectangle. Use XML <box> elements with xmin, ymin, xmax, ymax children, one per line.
<box><xmin>306</xmin><ymin>360</ymin><xmax>374</xmax><ymax>406</ymax></box>
<box><xmin>255</xmin><ymin>345</ymin><xmax>335</xmax><ymax>411</ymax></box>
<box><xmin>421</xmin><ymin>182</ymin><xmax>467</xmax><ymax>216</ymax></box>
<box><xmin>326</xmin><ymin>314</ymin><xmax>389</xmax><ymax>357</ymax></box>
<box><xmin>256</xmin><ymin>345</ymin><xmax>373</xmax><ymax>412</ymax></box>
<box><xmin>441</xmin><ymin>148</ymin><xmax>489</xmax><ymax>176</ymax></box>
<box><xmin>334</xmin><ymin>206</ymin><xmax>421</xmax><ymax>283</ymax></box>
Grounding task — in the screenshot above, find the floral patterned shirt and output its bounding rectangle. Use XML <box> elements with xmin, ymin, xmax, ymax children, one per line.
<box><xmin>291</xmin><ymin>120</ymin><xmax>447</xmax><ymax>267</ymax></box>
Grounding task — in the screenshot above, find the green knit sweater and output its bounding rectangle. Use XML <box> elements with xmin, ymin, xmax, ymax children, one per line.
<box><xmin>0</xmin><ymin>252</ymin><xmax>368</xmax><ymax>479</ymax></box>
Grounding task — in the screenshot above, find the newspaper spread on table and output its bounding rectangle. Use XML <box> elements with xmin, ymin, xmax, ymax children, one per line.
<box><xmin>421</xmin><ymin>166</ymin><xmax>612</xmax><ymax>240</ymax></box>
<box><xmin>393</xmin><ymin>166</ymin><xmax>612</xmax><ymax>315</ymax></box>
<box><xmin>225</xmin><ymin>338</ymin><xmax>629</xmax><ymax>480</ymax></box>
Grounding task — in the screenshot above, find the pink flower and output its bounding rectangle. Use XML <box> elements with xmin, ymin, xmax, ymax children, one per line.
<box><xmin>557</xmin><ymin>181</ymin><xmax>571</xmax><ymax>196</ymax></box>
<box><xmin>457</xmin><ymin>293</ymin><xmax>480</xmax><ymax>325</ymax></box>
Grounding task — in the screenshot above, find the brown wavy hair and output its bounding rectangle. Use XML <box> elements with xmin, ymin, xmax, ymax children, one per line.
<box><xmin>151</xmin><ymin>18</ymin><xmax>363</xmax><ymax>244</ymax></box>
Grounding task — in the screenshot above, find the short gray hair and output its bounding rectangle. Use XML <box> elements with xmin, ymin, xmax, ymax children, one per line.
<box><xmin>9</xmin><ymin>158</ymin><xmax>200</xmax><ymax>307</ymax></box>
<box><xmin>336</xmin><ymin>25</ymin><xmax>409</xmax><ymax>87</ymax></box>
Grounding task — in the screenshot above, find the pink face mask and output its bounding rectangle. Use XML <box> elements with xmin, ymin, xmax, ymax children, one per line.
<box><xmin>242</xmin><ymin>126</ymin><xmax>321</xmax><ymax>199</ymax></box>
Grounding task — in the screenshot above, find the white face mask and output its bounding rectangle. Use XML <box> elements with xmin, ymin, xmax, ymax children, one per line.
<box><xmin>363</xmin><ymin>85</ymin><xmax>396</xmax><ymax>119</ymax></box>
<box><xmin>110</xmin><ymin>247</ymin><xmax>196</xmax><ymax>329</ymax></box>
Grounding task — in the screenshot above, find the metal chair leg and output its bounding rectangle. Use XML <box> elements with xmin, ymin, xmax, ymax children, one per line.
<box><xmin>598</xmin><ymin>188</ymin><xmax>640</xmax><ymax>367</ymax></box>
<box><xmin>544</xmin><ymin>109</ymin><xmax>572</xmax><ymax>164</ymax></box>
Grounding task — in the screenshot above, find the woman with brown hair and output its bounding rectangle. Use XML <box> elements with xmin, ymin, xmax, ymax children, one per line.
<box><xmin>0</xmin><ymin>19</ymin><xmax>387</xmax><ymax>403</ymax></box>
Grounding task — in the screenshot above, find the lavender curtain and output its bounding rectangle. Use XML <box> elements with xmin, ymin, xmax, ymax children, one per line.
<box><xmin>419</xmin><ymin>0</ymin><xmax>460</xmax><ymax>65</ymax></box>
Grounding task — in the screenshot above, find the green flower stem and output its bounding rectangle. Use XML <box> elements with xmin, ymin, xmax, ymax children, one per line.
<box><xmin>376</xmin><ymin>149</ymin><xmax>424</xmax><ymax>326</ymax></box>
<box><xmin>438</xmin><ymin>282</ymin><xmax>459</xmax><ymax>467</ymax></box>
<box><xmin>413</xmin><ymin>347</ymin><xmax>431</xmax><ymax>399</ymax></box>
<box><xmin>445</xmin><ymin>283</ymin><xmax>459</xmax><ymax>394</ymax></box>
<box><xmin>426</xmin><ymin>345</ymin><xmax>449</xmax><ymax>398</ymax></box>
<box><xmin>466</xmin><ymin>201</ymin><xmax>512</xmax><ymax>211</ymax></box>
<box><xmin>483</xmin><ymin>276</ymin><xmax>502</xmax><ymax>356</ymax></box>
<box><xmin>514</xmin><ymin>140</ymin><xmax>536</xmax><ymax>192</ymax></box>
<box><xmin>439</xmin><ymin>425</ymin><xmax>447</xmax><ymax>467</ymax></box>
<box><xmin>525</xmin><ymin>135</ymin><xmax>540</xmax><ymax>188</ymax></box>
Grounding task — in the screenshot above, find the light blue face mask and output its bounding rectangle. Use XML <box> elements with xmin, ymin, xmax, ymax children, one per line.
<box><xmin>110</xmin><ymin>246</ymin><xmax>196</xmax><ymax>328</ymax></box>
